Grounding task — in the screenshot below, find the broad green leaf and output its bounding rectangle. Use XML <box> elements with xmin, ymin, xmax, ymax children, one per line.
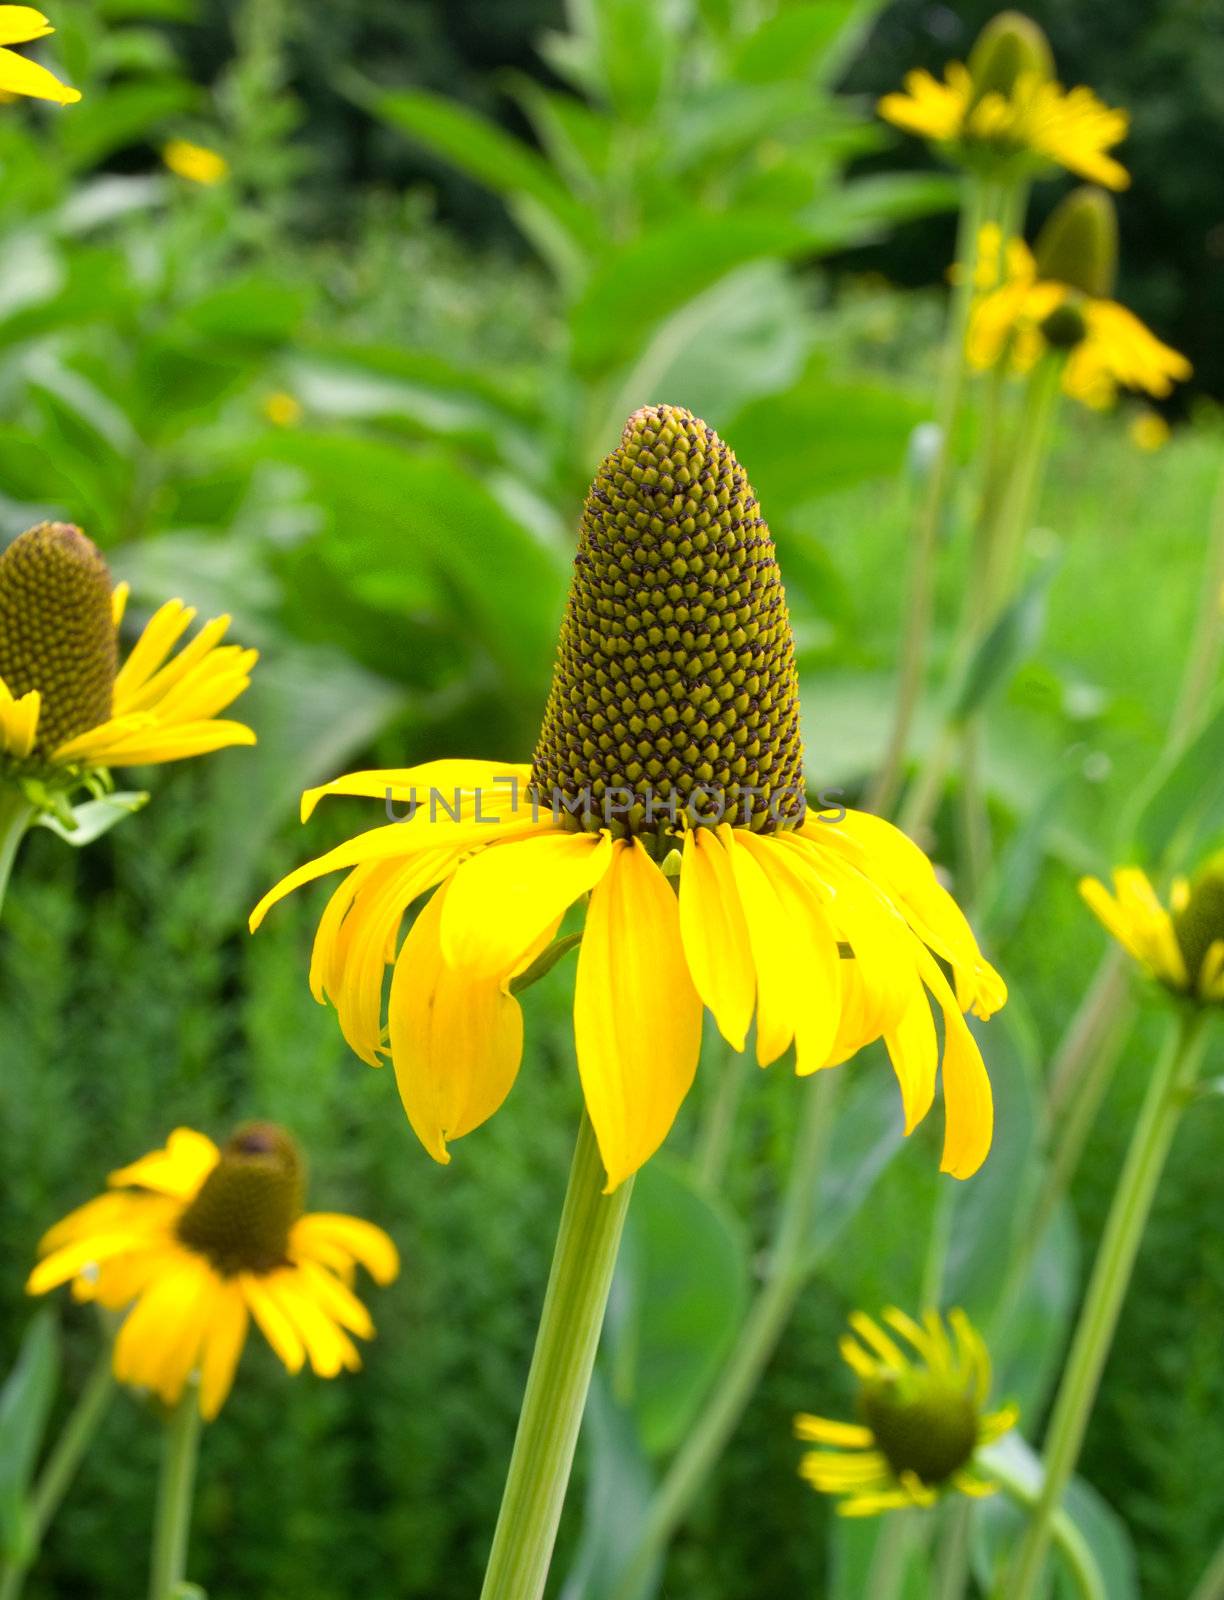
<box><xmin>0</xmin><ymin>1311</ymin><xmax>61</xmax><ymax>1563</ymax></box>
<box><xmin>36</xmin><ymin>791</ymin><xmax>149</xmax><ymax>846</ymax></box>
<box><xmin>170</xmin><ymin>276</ymin><xmax>310</xmax><ymax>347</ymax></box>
<box><xmin>949</xmin><ymin>562</ymin><xmax>1057</xmax><ymax>725</ymax></box>
<box><xmin>800</xmin><ymin>171</ymin><xmax>962</xmax><ymax>236</ymax></box>
<box><xmin>807</xmin><ymin>1062</ymin><xmax>907</xmax><ymax>1262</ymax></box>
<box><xmin>590</xmin><ymin>0</ymin><xmax>676</xmax><ymax>122</ymax></box>
<box><xmin>607</xmin><ymin>1156</ymin><xmax>749</xmax><ymax>1457</ymax></box>
<box><xmin>58</xmin><ymin>79</ymin><xmax>198</xmax><ymax>170</ymax></box>
<box><xmin>730</xmin><ymin>2</ymin><xmax>872</xmax><ymax>86</ymax></box>
<box><xmin>559</xmin><ymin>1375</ymin><xmax>659</xmax><ymax>1600</ymax></box>
<box><xmin>1123</xmin><ymin>686</ymin><xmax>1224</xmax><ymax>870</ymax></box>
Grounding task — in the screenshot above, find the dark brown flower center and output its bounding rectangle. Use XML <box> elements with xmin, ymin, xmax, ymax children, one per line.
<box><xmin>176</xmin><ymin>1123</ymin><xmax>305</xmax><ymax>1276</ymax></box>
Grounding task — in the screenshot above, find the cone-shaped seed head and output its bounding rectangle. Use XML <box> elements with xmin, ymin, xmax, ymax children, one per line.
<box><xmin>176</xmin><ymin>1123</ymin><xmax>305</xmax><ymax>1275</ymax></box>
<box><xmin>1036</xmin><ymin>187</ymin><xmax>1118</xmax><ymax>299</ymax></box>
<box><xmin>0</xmin><ymin>523</ymin><xmax>117</xmax><ymax>755</ymax></box>
<box><xmin>1173</xmin><ymin>853</ymin><xmax>1224</xmax><ymax>995</ymax></box>
<box><xmin>861</xmin><ymin>1373</ymin><xmax>979</xmax><ymax>1487</ymax></box>
<box><xmin>531</xmin><ymin>405</ymin><xmax>805</xmax><ymax>840</ymax></box>
<box><xmin>967</xmin><ymin>11</ymin><xmax>1053</xmax><ymax>106</ymax></box>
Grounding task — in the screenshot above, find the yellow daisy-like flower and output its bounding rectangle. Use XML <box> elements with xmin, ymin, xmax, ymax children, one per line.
<box><xmin>27</xmin><ymin>1124</ymin><xmax>400</xmax><ymax>1419</ymax></box>
<box><xmin>0</xmin><ymin>6</ymin><xmax>79</xmax><ymax>105</ymax></box>
<box><xmin>251</xmin><ymin>405</ymin><xmax>1006</xmax><ymax>1191</ymax></box>
<box><xmin>1080</xmin><ymin>860</ymin><xmax>1224</xmax><ymax>1007</ymax></box>
<box><xmin>163</xmin><ymin>138</ymin><xmax>229</xmax><ymax>186</ymax></box>
<box><xmin>795</xmin><ymin>1307</ymin><xmax>1018</xmax><ymax>1516</ymax></box>
<box><xmin>968</xmin><ymin>235</ymin><xmax>1190</xmax><ymax>409</ymax></box>
<box><xmin>0</xmin><ymin>522</ymin><xmax>257</xmax><ymax>799</ymax></box>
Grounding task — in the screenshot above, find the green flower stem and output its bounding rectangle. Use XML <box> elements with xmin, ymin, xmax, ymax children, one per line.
<box><xmin>868</xmin><ymin>174</ymin><xmax>991</xmax><ymax>817</ymax></box>
<box><xmin>868</xmin><ymin>1506</ymin><xmax>918</xmax><ymax>1600</ymax></box>
<box><xmin>148</xmin><ymin>1387</ymin><xmax>203</xmax><ymax>1600</ymax></box>
<box><xmin>0</xmin><ymin>788</ymin><xmax>34</xmax><ymax>923</ymax></box>
<box><xmin>988</xmin><ymin>1452</ymin><xmax>1104</xmax><ymax>1600</ymax></box>
<box><xmin>1002</xmin><ymin>1009</ymin><xmax>1211</xmax><ymax>1600</ymax></box>
<box><xmin>932</xmin><ymin>1500</ymin><xmax>973</xmax><ymax>1600</ymax></box>
<box><xmin>0</xmin><ymin>1350</ymin><xmax>115</xmax><ymax>1600</ymax></box>
<box><xmin>694</xmin><ymin>1041</ymin><xmax>751</xmax><ymax>1192</ymax></box>
<box><xmin>610</xmin><ymin>1071</ymin><xmax>840</xmax><ymax>1600</ymax></box>
<box><xmin>479</xmin><ymin>1112</ymin><xmax>633</xmax><ymax>1600</ymax></box>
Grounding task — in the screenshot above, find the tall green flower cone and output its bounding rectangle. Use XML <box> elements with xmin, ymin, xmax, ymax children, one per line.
<box><xmin>176</xmin><ymin>1124</ymin><xmax>305</xmax><ymax>1275</ymax></box>
<box><xmin>0</xmin><ymin>522</ymin><xmax>117</xmax><ymax>755</ymax></box>
<box><xmin>967</xmin><ymin>10</ymin><xmax>1053</xmax><ymax>106</ymax></box>
<box><xmin>1035</xmin><ymin>186</ymin><xmax>1119</xmax><ymax>298</ymax></box>
<box><xmin>530</xmin><ymin>404</ymin><xmax>805</xmax><ymax>845</ymax></box>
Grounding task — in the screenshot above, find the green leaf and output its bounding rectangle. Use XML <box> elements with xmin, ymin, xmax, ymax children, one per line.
<box><xmin>1123</xmin><ymin>687</ymin><xmax>1224</xmax><ymax>870</ymax></box>
<box><xmin>0</xmin><ymin>1311</ymin><xmax>61</xmax><ymax>1563</ymax></box>
<box><xmin>807</xmin><ymin>1062</ymin><xmax>907</xmax><ymax>1262</ymax></box>
<box><xmin>730</xmin><ymin>2</ymin><xmax>873</xmax><ymax>86</ymax></box>
<box><xmin>35</xmin><ymin>791</ymin><xmax>149</xmax><ymax>846</ymax></box>
<box><xmin>949</xmin><ymin>561</ymin><xmax>1057</xmax><ymax>726</ymax></box>
<box><xmin>559</xmin><ymin>1375</ymin><xmax>659</xmax><ymax>1600</ymax></box>
<box><xmin>58</xmin><ymin>79</ymin><xmax>198</xmax><ymax>170</ymax></box>
<box><xmin>607</xmin><ymin>1156</ymin><xmax>749</xmax><ymax>1457</ymax></box>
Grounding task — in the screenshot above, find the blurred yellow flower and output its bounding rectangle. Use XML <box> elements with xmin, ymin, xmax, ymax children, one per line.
<box><xmin>264</xmin><ymin>389</ymin><xmax>304</xmax><ymax>428</ymax></box>
<box><xmin>27</xmin><ymin>1124</ymin><xmax>399</xmax><ymax>1419</ymax></box>
<box><xmin>880</xmin><ymin>65</ymin><xmax>1128</xmax><ymax>190</ymax></box>
<box><xmin>1129</xmin><ymin>409</ymin><xmax>1171</xmax><ymax>452</ymax></box>
<box><xmin>0</xmin><ymin>522</ymin><xmax>257</xmax><ymax>790</ymax></box>
<box><xmin>795</xmin><ymin>1308</ymin><xmax>1018</xmax><ymax>1516</ymax></box>
<box><xmin>968</xmin><ymin>237</ymin><xmax>1190</xmax><ymax>408</ymax></box>
<box><xmin>0</xmin><ymin>6</ymin><xmax>79</xmax><ymax>105</ymax></box>
<box><xmin>163</xmin><ymin>138</ymin><xmax>229</xmax><ymax>186</ymax></box>
<box><xmin>1080</xmin><ymin>861</ymin><xmax>1224</xmax><ymax>1007</ymax></box>
<box><xmin>251</xmin><ymin>406</ymin><xmax>1006</xmax><ymax>1191</ymax></box>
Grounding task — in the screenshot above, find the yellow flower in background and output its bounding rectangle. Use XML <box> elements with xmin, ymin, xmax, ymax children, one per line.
<box><xmin>252</xmin><ymin>406</ymin><xmax>1006</xmax><ymax>1191</ymax></box>
<box><xmin>1129</xmin><ymin>409</ymin><xmax>1171</xmax><ymax>452</ymax></box>
<box><xmin>163</xmin><ymin>138</ymin><xmax>229</xmax><ymax>186</ymax></box>
<box><xmin>0</xmin><ymin>522</ymin><xmax>257</xmax><ymax>794</ymax></box>
<box><xmin>264</xmin><ymin>390</ymin><xmax>304</xmax><ymax>428</ymax></box>
<box><xmin>0</xmin><ymin>6</ymin><xmax>79</xmax><ymax>105</ymax></box>
<box><xmin>27</xmin><ymin>1125</ymin><xmax>399</xmax><ymax>1419</ymax></box>
<box><xmin>795</xmin><ymin>1308</ymin><xmax>1018</xmax><ymax>1515</ymax></box>
<box><xmin>1080</xmin><ymin>859</ymin><xmax>1224</xmax><ymax>1007</ymax></box>
<box><xmin>878</xmin><ymin>11</ymin><xmax>1128</xmax><ymax>189</ymax></box>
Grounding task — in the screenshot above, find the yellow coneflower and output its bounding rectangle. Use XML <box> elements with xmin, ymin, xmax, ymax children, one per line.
<box><xmin>0</xmin><ymin>7</ymin><xmax>79</xmax><ymax>105</ymax></box>
<box><xmin>0</xmin><ymin>522</ymin><xmax>257</xmax><ymax>798</ymax></box>
<box><xmin>27</xmin><ymin>1124</ymin><xmax>399</xmax><ymax>1419</ymax></box>
<box><xmin>251</xmin><ymin>405</ymin><xmax>1006</xmax><ymax>1191</ymax></box>
<box><xmin>1129</xmin><ymin>409</ymin><xmax>1171</xmax><ymax>453</ymax></box>
<box><xmin>969</xmin><ymin>188</ymin><xmax>1190</xmax><ymax>409</ymax></box>
<box><xmin>879</xmin><ymin>11</ymin><xmax>1127</xmax><ymax>190</ymax></box>
<box><xmin>1080</xmin><ymin>858</ymin><xmax>1224</xmax><ymax>1007</ymax></box>
<box><xmin>163</xmin><ymin>138</ymin><xmax>229</xmax><ymax>186</ymax></box>
<box><xmin>795</xmin><ymin>1308</ymin><xmax>1018</xmax><ymax>1516</ymax></box>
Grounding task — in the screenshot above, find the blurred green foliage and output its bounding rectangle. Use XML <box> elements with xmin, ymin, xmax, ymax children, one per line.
<box><xmin>0</xmin><ymin>2</ymin><xmax>1220</xmax><ymax>1598</ymax></box>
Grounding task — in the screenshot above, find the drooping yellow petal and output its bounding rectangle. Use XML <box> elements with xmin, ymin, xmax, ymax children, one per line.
<box><xmin>915</xmin><ymin>947</ymin><xmax>994</xmax><ymax>1178</ymax></box>
<box><xmin>111</xmin><ymin>1254</ymin><xmax>213</xmax><ymax>1401</ymax></box>
<box><xmin>300</xmin><ymin>761</ymin><xmax>534</xmax><ymax>822</ymax></box>
<box><xmin>290</xmin><ymin>1214</ymin><xmax>399</xmax><ymax>1285</ymax></box>
<box><xmin>793</xmin><ymin>1415</ymin><xmax>875</xmax><ymax>1448</ymax></box>
<box><xmin>387</xmin><ymin>880</ymin><xmax>525</xmax><ymax>1163</ymax></box>
<box><xmin>0</xmin><ymin>41</ymin><xmax>79</xmax><ymax>103</ymax></box>
<box><xmin>0</xmin><ymin>8</ymin><xmax>53</xmax><ymax>46</ymax></box>
<box><xmin>241</xmin><ymin>1274</ymin><xmax>305</xmax><ymax>1373</ymax></box>
<box><xmin>295</xmin><ymin>1261</ymin><xmax>376</xmax><ymax>1339</ymax></box>
<box><xmin>573</xmin><ymin>839</ymin><xmax>702</xmax><ymax>1190</ymax></box>
<box><xmin>439</xmin><ymin>828</ymin><xmax>610</xmax><ymax>980</ymax></box>
<box><xmin>262</xmin><ymin>1270</ymin><xmax>360</xmax><ymax>1376</ymax></box>
<box><xmin>678</xmin><ymin>827</ymin><xmax>755</xmax><ymax>1053</ymax></box>
<box><xmin>198</xmin><ymin>1284</ymin><xmax>249</xmax><ymax>1420</ymax></box>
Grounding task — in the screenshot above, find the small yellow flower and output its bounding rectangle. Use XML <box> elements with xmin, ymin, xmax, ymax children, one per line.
<box><xmin>0</xmin><ymin>6</ymin><xmax>79</xmax><ymax>105</ymax></box>
<box><xmin>879</xmin><ymin>13</ymin><xmax>1127</xmax><ymax>189</ymax></box>
<box><xmin>251</xmin><ymin>406</ymin><xmax>1006</xmax><ymax>1191</ymax></box>
<box><xmin>1080</xmin><ymin>860</ymin><xmax>1224</xmax><ymax>1007</ymax></box>
<box><xmin>264</xmin><ymin>390</ymin><xmax>303</xmax><ymax>428</ymax></box>
<box><xmin>163</xmin><ymin>138</ymin><xmax>229</xmax><ymax>186</ymax></box>
<box><xmin>0</xmin><ymin>522</ymin><xmax>257</xmax><ymax>800</ymax></box>
<box><xmin>795</xmin><ymin>1308</ymin><xmax>1018</xmax><ymax>1516</ymax></box>
<box><xmin>27</xmin><ymin>1124</ymin><xmax>400</xmax><ymax>1419</ymax></box>
<box><xmin>1129</xmin><ymin>409</ymin><xmax>1170</xmax><ymax>452</ymax></box>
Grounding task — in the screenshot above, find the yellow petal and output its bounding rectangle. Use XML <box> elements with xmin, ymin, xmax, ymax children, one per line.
<box><xmin>0</xmin><ymin>8</ymin><xmax>53</xmax><ymax>45</ymax></box>
<box><xmin>300</xmin><ymin>761</ymin><xmax>533</xmax><ymax>822</ymax></box>
<box><xmin>439</xmin><ymin>828</ymin><xmax>610</xmax><ymax>980</ymax></box>
<box><xmin>290</xmin><ymin>1214</ymin><xmax>399</xmax><ymax>1284</ymax></box>
<box><xmin>916</xmin><ymin>947</ymin><xmax>994</xmax><ymax>1178</ymax></box>
<box><xmin>573</xmin><ymin>839</ymin><xmax>702</xmax><ymax>1189</ymax></box>
<box><xmin>242</xmin><ymin>1274</ymin><xmax>305</xmax><ymax>1373</ymax></box>
<box><xmin>678</xmin><ymin>827</ymin><xmax>755</xmax><ymax>1053</ymax></box>
<box><xmin>793</xmin><ymin>1415</ymin><xmax>875</xmax><ymax>1448</ymax></box>
<box><xmin>198</xmin><ymin>1284</ymin><xmax>249</xmax><ymax>1420</ymax></box>
<box><xmin>108</xmin><ymin>1128</ymin><xmax>219</xmax><ymax>1198</ymax></box>
<box><xmin>0</xmin><ymin>42</ymin><xmax>78</xmax><ymax>103</ymax></box>
<box><xmin>387</xmin><ymin>881</ymin><xmax>524</xmax><ymax>1162</ymax></box>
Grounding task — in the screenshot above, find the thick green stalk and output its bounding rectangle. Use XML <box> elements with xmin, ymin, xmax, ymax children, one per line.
<box><xmin>868</xmin><ymin>176</ymin><xmax>991</xmax><ymax>817</ymax></box>
<box><xmin>0</xmin><ymin>1352</ymin><xmax>115</xmax><ymax>1600</ymax></box>
<box><xmin>610</xmin><ymin>1071</ymin><xmax>839</xmax><ymax>1600</ymax></box>
<box><xmin>0</xmin><ymin>788</ymin><xmax>33</xmax><ymax>922</ymax></box>
<box><xmin>868</xmin><ymin>1507</ymin><xmax>916</xmax><ymax>1600</ymax></box>
<box><xmin>148</xmin><ymin>1388</ymin><xmax>203</xmax><ymax>1600</ymax></box>
<box><xmin>988</xmin><ymin>1450</ymin><xmax>1105</xmax><ymax>1600</ymax></box>
<box><xmin>1002</xmin><ymin>1010</ymin><xmax>1210</xmax><ymax>1600</ymax></box>
<box><xmin>480</xmin><ymin>1113</ymin><xmax>633</xmax><ymax>1600</ymax></box>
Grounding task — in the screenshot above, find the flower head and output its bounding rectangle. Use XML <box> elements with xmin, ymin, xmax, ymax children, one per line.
<box><xmin>27</xmin><ymin>1124</ymin><xmax>400</xmax><ymax>1418</ymax></box>
<box><xmin>879</xmin><ymin>12</ymin><xmax>1127</xmax><ymax>189</ymax></box>
<box><xmin>0</xmin><ymin>522</ymin><xmax>257</xmax><ymax>808</ymax></box>
<box><xmin>795</xmin><ymin>1308</ymin><xmax>1018</xmax><ymax>1515</ymax></box>
<box><xmin>968</xmin><ymin>190</ymin><xmax>1190</xmax><ymax>409</ymax></box>
<box><xmin>251</xmin><ymin>405</ymin><xmax>1005</xmax><ymax>1190</ymax></box>
<box><xmin>1081</xmin><ymin>857</ymin><xmax>1224</xmax><ymax>1008</ymax></box>
<box><xmin>0</xmin><ymin>7</ymin><xmax>79</xmax><ymax>105</ymax></box>
<box><xmin>163</xmin><ymin>138</ymin><xmax>229</xmax><ymax>186</ymax></box>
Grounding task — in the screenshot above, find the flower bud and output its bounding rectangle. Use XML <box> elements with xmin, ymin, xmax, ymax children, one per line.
<box><xmin>0</xmin><ymin>523</ymin><xmax>117</xmax><ymax>754</ymax></box>
<box><xmin>1035</xmin><ymin>186</ymin><xmax>1118</xmax><ymax>299</ymax></box>
<box><xmin>1173</xmin><ymin>853</ymin><xmax>1224</xmax><ymax>999</ymax></box>
<box><xmin>967</xmin><ymin>11</ymin><xmax>1053</xmax><ymax>107</ymax></box>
